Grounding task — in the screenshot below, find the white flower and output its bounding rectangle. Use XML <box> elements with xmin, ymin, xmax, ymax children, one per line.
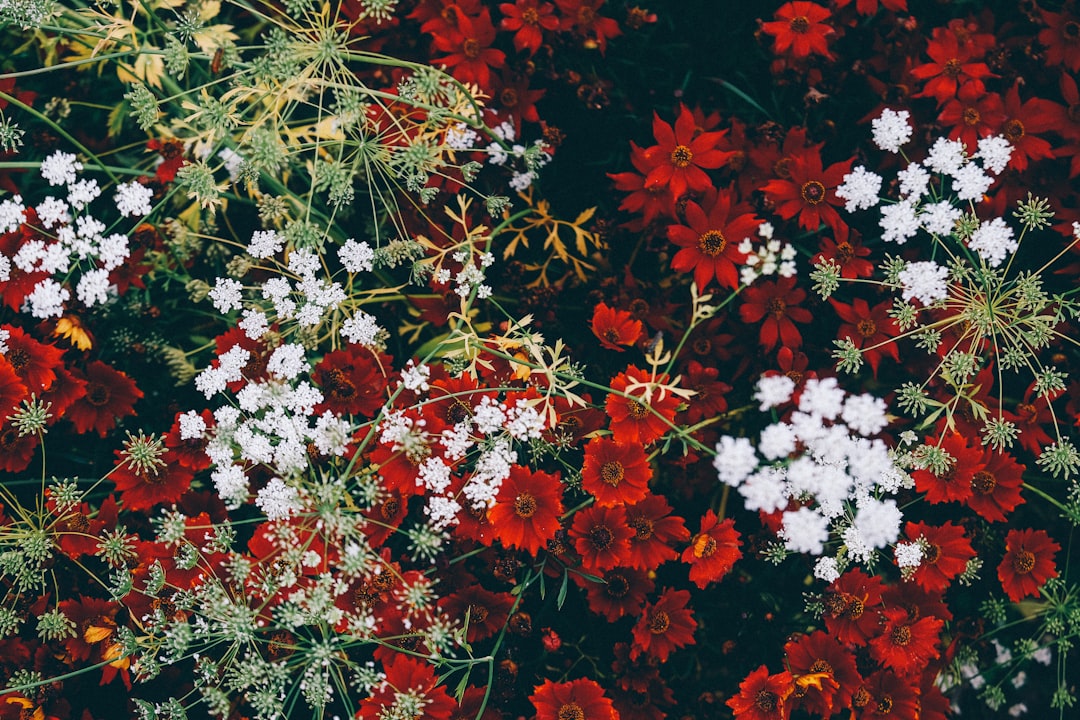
<box><xmin>779</xmin><ymin>506</ymin><xmax>830</xmax><ymax>555</ymax></box>
<box><xmin>66</xmin><ymin>179</ymin><xmax>100</xmax><ymax>211</ymax></box>
<box><xmin>897</xmin><ymin>163</ymin><xmax>930</xmax><ymax>199</ymax></box>
<box><xmin>759</xmin><ymin>422</ymin><xmax>797</xmax><ymax>460</ymax></box>
<box><xmin>267</xmin><ymin>343</ymin><xmax>308</xmax><ymax>380</ymax></box>
<box><xmin>212</xmin><ymin>464</ymin><xmax>250</xmax><ymax>509</ymax></box>
<box><xmin>814</xmin><ymin>556</ymin><xmax>841</xmax><ymax>583</ymax></box>
<box><xmin>851</xmin><ymin>497</ymin><xmax>902</xmax><ymax>552</ymax></box>
<box><xmin>209</xmin><ymin>277</ymin><xmax>244</xmax><ymax>313</ymax></box>
<box><xmin>976</xmin><ymin>135</ymin><xmax>1013</xmax><ymax>175</ymax></box>
<box><xmin>754</xmin><ymin>374</ymin><xmax>795</xmax><ymax>410</ymax></box>
<box><xmin>255</xmin><ymin>477</ymin><xmax>302</xmax><ymax>521</ymax></box>
<box><xmin>287</xmin><ymin>248</ymin><xmax>320</xmax><ymax>278</ymax></box>
<box><xmin>898</xmin><ymin>260</ymin><xmax>949</xmax><ymax>306</ymax></box>
<box><xmin>342</xmin><ymin>311</ymin><xmax>381</xmax><ymax>346</ymax></box>
<box><xmin>401</xmin><ymin>360</ymin><xmax>430</xmax><ymax>392</ymax></box>
<box><xmin>952</xmin><ymin>162</ymin><xmax>993</xmax><ymax>201</ymax></box>
<box><xmin>238</xmin><ymin>308</ymin><xmax>269</xmax><ymax>340</ymax></box>
<box><xmin>40</xmin><ymin>151</ymin><xmax>82</xmax><ymax>186</ymax></box>
<box><xmin>23</xmin><ymin>279</ymin><xmax>69</xmax><ymax>318</ymax></box>
<box><xmin>339</xmin><ymin>238</ymin><xmax>375</xmax><ymax>273</ymax></box>
<box><xmin>835</xmin><ymin>166</ymin><xmax>882</xmax><ymax>212</ymax></box>
<box><xmin>248</xmin><ymin>230</ymin><xmax>283</xmax><ymax>259</ymax></box>
<box><xmin>739</xmin><ymin>467</ymin><xmax>789</xmax><ymax>513</ymax></box>
<box><xmin>871</xmin><ymin>108</ymin><xmax>913</xmax><ymax>153</ymax></box>
<box><xmin>895</xmin><ymin>541</ymin><xmax>924</xmax><ymax>568</ymax></box>
<box><xmin>0</xmin><ymin>196</ymin><xmax>26</xmax><ymax>233</ymax></box>
<box><xmin>924</xmin><ymin>137</ymin><xmax>967</xmax><ymax>176</ymax></box>
<box><xmin>967</xmin><ymin>216</ymin><xmax>1017</xmax><ymax>268</ymax></box>
<box><xmin>798</xmin><ymin>377</ymin><xmax>845</xmax><ymax>421</ymax></box>
<box><xmin>919</xmin><ymin>201</ymin><xmax>962</xmax><ymax>236</ymax></box>
<box><xmin>713</xmin><ymin>435</ymin><xmax>759</xmax><ymax>487</ymax></box>
<box><xmin>841</xmin><ymin>393</ymin><xmax>889</xmax><ymax>436</ymax></box>
<box><xmin>114</xmin><ymin>181</ymin><xmax>154</xmax><ymax>218</ymax></box>
<box><xmin>178</xmin><ymin>410</ymin><xmax>207</xmax><ymax>440</ymax></box>
<box><xmin>36</xmin><ymin>197</ymin><xmax>69</xmax><ymax>228</ymax></box>
<box><xmin>76</xmin><ymin>268</ymin><xmax>112</xmax><ymax>307</ymax></box>
<box><xmin>879</xmin><ymin>200</ymin><xmax>920</xmax><ymax>244</ymax></box>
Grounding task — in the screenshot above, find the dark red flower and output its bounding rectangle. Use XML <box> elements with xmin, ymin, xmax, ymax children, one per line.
<box><xmin>357</xmin><ymin>654</ymin><xmax>456</xmax><ymax>720</ymax></box>
<box><xmin>571</xmin><ymin>503</ymin><xmax>634</xmax><ymax>571</ymax></box>
<box><xmin>814</xmin><ymin>234</ymin><xmax>873</xmax><ymax>279</ymax></box>
<box><xmin>738</xmin><ymin>276</ymin><xmax>812</xmax><ymax>350</ymax></box>
<box><xmin>430</xmin><ymin>6</ymin><xmax>506</xmax><ymax>89</ymax></box>
<box><xmin>1</xmin><ymin>324</ymin><xmax>64</xmax><ymax>393</ymax></box>
<box><xmin>580</xmin><ymin>566</ymin><xmax>654</xmax><ymax>621</ymax></box>
<box><xmin>726</xmin><ymin>664</ymin><xmax>794</xmax><ymax>720</ymax></box>
<box><xmin>641</xmin><ymin>104</ymin><xmax>734</xmax><ymax>201</ymax></box>
<box><xmin>0</xmin><ymin>356</ymin><xmax>27</xmax><ymax>416</ymax></box>
<box><xmin>608</xmin><ymin>142</ymin><xmax>677</xmax><ymax>227</ymax></box>
<box><xmin>499</xmin><ymin>0</ymin><xmax>559</xmax><ymax>55</ymax></box>
<box><xmin>605</xmin><ymin>365</ymin><xmax>682</xmax><ymax>444</ymax></box>
<box><xmin>822</xmin><ymin>569</ymin><xmax>884</xmax><ymax>645</ymax></box>
<box><xmin>0</xmin><ymin>421</ymin><xmax>38</xmax><ymax>473</ymax></box>
<box><xmin>530</xmin><ymin>677</ymin><xmax>618</xmax><ymax>720</ymax></box>
<box><xmin>624</xmin><ymin>493</ymin><xmax>689</xmax><ymax>571</ymax></box>
<box><xmin>666</xmin><ymin>192</ymin><xmax>758</xmax><ymax>290</ymax></box>
<box><xmin>439</xmin><ymin>584</ymin><xmax>514</xmax><ymax>643</ymax></box>
<box><xmin>912</xmin><ymin>432</ymin><xmax>981</xmax><ymax>504</ymax></box>
<box><xmin>313</xmin><ymin>347</ymin><xmax>392</xmax><ymax>418</ymax></box>
<box><xmin>681</xmin><ymin>510</ymin><xmax>741</xmax><ymax>589</ymax></box>
<box><xmin>761</xmin><ymin>152</ymin><xmax>852</xmax><ymax>241</ymax></box>
<box><xmin>39</xmin><ymin>364</ymin><xmax>86</xmax><ymax>422</ymax></box>
<box><xmin>631</xmin><ymin>587</ymin><xmax>696</xmax><ymax>662</ymax></box>
<box><xmin>679</xmin><ymin>360</ymin><xmax>730</xmax><ymax>425</ymax></box>
<box><xmin>904</xmin><ymin>521</ymin><xmax>975</xmax><ymax>593</ymax></box>
<box><xmin>911</xmin><ymin>28</ymin><xmax>994</xmax><ymax>104</ymax></box>
<box><xmin>852</xmin><ymin>669</ymin><xmax>920</xmax><ymax>720</ymax></box>
<box><xmin>761</xmin><ymin>2</ymin><xmax>835</xmax><ymax>60</ymax></box>
<box><xmin>581</xmin><ymin>436</ymin><xmax>652</xmax><ymax>507</ymax></box>
<box><xmin>937</xmin><ymin>81</ymin><xmax>1005</xmax><ymax>151</ymax></box>
<box><xmin>488</xmin><ymin>465</ymin><xmax>564</xmax><ymax>555</ymax></box>
<box><xmin>554</xmin><ymin>0</ymin><xmax>622</xmax><ymax>53</ymax></box>
<box><xmin>830</xmin><ymin>298</ymin><xmax>899</xmax><ymax>376</ymax></box>
<box><xmin>784</xmin><ymin>631</ymin><xmax>862</xmax><ymax>718</ymax></box>
<box><xmin>110</xmin><ymin>448</ymin><xmax>194</xmax><ymax>512</ymax></box>
<box><xmin>966</xmin><ymin>448</ymin><xmax>1025</xmax><ymax>523</ymax></box>
<box><xmin>999</xmin><ymin>81</ymin><xmax>1062</xmax><ymax>171</ymax></box>
<box><xmin>65</xmin><ymin>361</ymin><xmax>143</xmax><ymax>437</ymax></box>
<box><xmin>868</xmin><ymin>606</ymin><xmax>943</xmax><ymax>676</ymax></box>
<box><xmin>591</xmin><ymin>301</ymin><xmax>644</xmax><ymax>351</ymax></box>
<box><xmin>998</xmin><ymin>528</ymin><xmax>1060</xmax><ymax>602</ymax></box>
<box><xmin>1039</xmin><ymin>7</ymin><xmax>1080</xmax><ymax>72</ymax></box>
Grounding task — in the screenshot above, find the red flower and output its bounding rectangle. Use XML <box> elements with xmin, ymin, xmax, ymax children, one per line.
<box><xmin>1000</xmin><ymin>81</ymin><xmax>1062</xmax><ymax>171</ymax></box>
<box><xmin>761</xmin><ymin>2</ymin><xmax>835</xmax><ymax>60</ymax></box>
<box><xmin>830</xmin><ymin>298</ymin><xmax>899</xmax><ymax>376</ymax></box>
<box><xmin>822</xmin><ymin>569</ymin><xmax>884</xmax><ymax>645</ymax></box>
<box><xmin>868</xmin><ymin>606</ymin><xmax>943</xmax><ymax>676</ymax></box>
<box><xmin>937</xmin><ymin>81</ymin><xmax>1005</xmax><ymax>151</ymax></box>
<box><xmin>312</xmin><ymin>347</ymin><xmax>392</xmax><ymax>418</ymax></box>
<box><xmin>1039</xmin><ymin>7</ymin><xmax>1080</xmax><ymax>72</ymax></box>
<box><xmin>591</xmin><ymin>301</ymin><xmax>644</xmax><ymax>351</ymax></box>
<box><xmin>430</xmin><ymin>6</ymin><xmax>506</xmax><ymax>89</ymax></box>
<box><xmin>681</xmin><ymin>510</ymin><xmax>741</xmax><ymax>589</ymax></box>
<box><xmin>904</xmin><ymin>521</ymin><xmax>975</xmax><ymax>593</ymax></box>
<box><xmin>499</xmin><ymin>0</ymin><xmax>559</xmax><ymax>55</ymax></box>
<box><xmin>65</xmin><ymin>361</ymin><xmax>143</xmax><ymax>437</ymax></box>
<box><xmin>530</xmin><ymin>677</ymin><xmax>618</xmax><ymax>720</ymax></box>
<box><xmin>631</xmin><ymin>587</ymin><xmax>696</xmax><ymax>662</ymax></box>
<box><xmin>679</xmin><ymin>360</ymin><xmax>730</xmax><ymax>425</ymax></box>
<box><xmin>1</xmin><ymin>324</ymin><xmax>64</xmax><ymax>393</ymax></box>
<box><xmin>911</xmin><ymin>29</ymin><xmax>994</xmax><ymax>104</ymax></box>
<box><xmin>738</xmin><ymin>276</ymin><xmax>812</xmax><ymax>351</ymax></box>
<box><xmin>726</xmin><ymin>664</ymin><xmax>795</xmax><ymax>720</ymax></box>
<box><xmin>581</xmin><ymin>436</ymin><xmax>652</xmax><ymax>507</ymax></box>
<box><xmin>608</xmin><ymin>142</ymin><xmax>677</xmax><ymax>227</ymax></box>
<box><xmin>784</xmin><ymin>631</ymin><xmax>861</xmax><ymax>718</ymax></box>
<box><xmin>438</xmin><ymin>584</ymin><xmax>514</xmax><ymax>643</ymax></box>
<box><xmin>0</xmin><ymin>421</ymin><xmax>38</xmax><ymax>473</ymax></box>
<box><xmin>570</xmin><ymin>504</ymin><xmax>634</xmax><ymax>571</ymax></box>
<box><xmin>761</xmin><ymin>153</ymin><xmax>852</xmax><ymax>241</ymax></box>
<box><xmin>997</xmin><ymin>528</ymin><xmax>1060</xmax><ymax>602</ymax></box>
<box><xmin>966</xmin><ymin>449</ymin><xmax>1025</xmax><ymax>522</ymax></box>
<box><xmin>605</xmin><ymin>365</ymin><xmax>682</xmax><ymax>444</ymax></box>
<box><xmin>554</xmin><ymin>0</ymin><xmax>621</xmax><ymax>54</ymax></box>
<box><xmin>0</xmin><ymin>357</ymin><xmax>27</xmax><ymax>416</ymax></box>
<box><xmin>625</xmin><ymin>493</ymin><xmax>689</xmax><ymax>570</ymax></box>
<box><xmin>832</xmin><ymin>0</ymin><xmax>906</xmax><ymax>15</ymax></box>
<box><xmin>814</xmin><ymin>234</ymin><xmax>873</xmax><ymax>279</ymax></box>
<box><xmin>492</xmin><ymin>71</ymin><xmax>546</xmax><ymax>128</ymax></box>
<box><xmin>852</xmin><ymin>670</ymin><xmax>919</xmax><ymax>720</ymax></box>
<box><xmin>912</xmin><ymin>432</ymin><xmax>981</xmax><ymax>504</ymax></box>
<box><xmin>667</xmin><ymin>192</ymin><xmax>758</xmax><ymax>290</ymax></box>
<box><xmin>357</xmin><ymin>654</ymin><xmax>455</xmax><ymax>720</ymax></box>
<box><xmin>40</xmin><ymin>364</ymin><xmax>87</xmax><ymax>422</ymax></box>
<box><xmin>641</xmin><ymin>104</ymin><xmax>734</xmax><ymax>200</ymax></box>
<box><xmin>488</xmin><ymin>465</ymin><xmax>564</xmax><ymax>555</ymax></box>
<box><xmin>580</xmin><ymin>566</ymin><xmax>654</xmax><ymax>621</ymax></box>
<box><xmin>110</xmin><ymin>448</ymin><xmax>194</xmax><ymax>512</ymax></box>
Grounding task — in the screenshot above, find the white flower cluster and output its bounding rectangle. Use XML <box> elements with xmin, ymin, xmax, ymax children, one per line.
<box><xmin>714</xmin><ymin>375</ymin><xmax>909</xmax><ymax>569</ymax></box>
<box><xmin>485</xmin><ymin>120</ymin><xmax>552</xmax><ymax>192</ymax></box>
<box><xmin>0</xmin><ymin>152</ymin><xmax>155</xmax><ymax>318</ymax></box>
<box><xmin>449</xmin><ymin>249</ymin><xmax>495</xmax><ymax>299</ymax></box>
<box><xmin>738</xmin><ymin>222</ymin><xmax>796</xmax><ymax>285</ymax></box>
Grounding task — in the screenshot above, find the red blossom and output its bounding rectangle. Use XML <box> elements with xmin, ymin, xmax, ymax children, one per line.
<box><xmin>912</xmin><ymin>432</ymin><xmax>982</xmax><ymax>505</ymax></box>
<box><xmin>997</xmin><ymin>528</ymin><xmax>1060</xmax><ymax>602</ymax></box>
<box><xmin>630</xmin><ymin>587</ymin><xmax>696</xmax><ymax>662</ymax></box>
<box><xmin>830</xmin><ymin>297</ymin><xmax>899</xmax><ymax>376</ymax></box>
<box><xmin>784</xmin><ymin>631</ymin><xmax>862</xmax><ymax>718</ymax></box>
<box><xmin>570</xmin><ymin>503</ymin><xmax>634</xmax><ymax>571</ymax></box>
<box><xmin>761</xmin><ymin>152</ymin><xmax>852</xmax><ymax>242</ymax></box>
<box><xmin>868</xmin><ymin>606</ymin><xmax>943</xmax><ymax>676</ymax></box>
<box><xmin>624</xmin><ymin>493</ymin><xmax>689</xmax><ymax>571</ymax></box>
<box><xmin>681</xmin><ymin>510</ymin><xmax>741</xmax><ymax>589</ymax></box>
<box><xmin>591</xmin><ymin>301</ymin><xmax>644</xmax><ymax>351</ymax></box>
<box><xmin>666</xmin><ymin>191</ymin><xmax>758</xmax><ymax>290</ymax></box>
<box><xmin>312</xmin><ymin>346</ymin><xmax>392</xmax><ymax>418</ymax></box>
<box><xmin>430</xmin><ymin>6</ymin><xmax>506</xmax><ymax>89</ymax></box>
<box><xmin>640</xmin><ymin>104</ymin><xmax>734</xmax><ymax>201</ymax></box>
<box><xmin>530</xmin><ymin>677</ymin><xmax>618</xmax><ymax>720</ymax></box>
<box><xmin>579</xmin><ymin>566</ymin><xmax>654</xmax><ymax>621</ymax></box>
<box><xmin>904</xmin><ymin>521</ymin><xmax>975</xmax><ymax>593</ymax></box>
<box><xmin>911</xmin><ymin>28</ymin><xmax>994</xmax><ymax>104</ymax></box>
<box><xmin>554</xmin><ymin>0</ymin><xmax>622</xmax><ymax>53</ymax></box>
<box><xmin>499</xmin><ymin>0</ymin><xmax>559</xmax><ymax>55</ymax></box>
<box><xmin>937</xmin><ymin>81</ymin><xmax>1005</xmax><ymax>151</ymax></box>
<box><xmin>605</xmin><ymin>365</ymin><xmax>682</xmax><ymax>445</ymax></box>
<box><xmin>738</xmin><ymin>276</ymin><xmax>812</xmax><ymax>351</ymax></box>
<box><xmin>966</xmin><ymin>448</ymin><xmax>1025</xmax><ymax>523</ymax></box>
<box><xmin>65</xmin><ymin>361</ymin><xmax>143</xmax><ymax>438</ymax></box>
<box><xmin>1039</xmin><ymin>7</ymin><xmax>1080</xmax><ymax>72</ymax></box>
<box><xmin>357</xmin><ymin>654</ymin><xmax>456</xmax><ymax>720</ymax></box>
<box><xmin>581</xmin><ymin>436</ymin><xmax>652</xmax><ymax>507</ymax></box>
<box><xmin>488</xmin><ymin>465</ymin><xmax>564</xmax><ymax>555</ymax></box>
<box><xmin>761</xmin><ymin>2</ymin><xmax>835</xmax><ymax>60</ymax></box>
<box><xmin>726</xmin><ymin>664</ymin><xmax>795</xmax><ymax>720</ymax></box>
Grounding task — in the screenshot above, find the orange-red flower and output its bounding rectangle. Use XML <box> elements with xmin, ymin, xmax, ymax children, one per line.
<box><xmin>430</xmin><ymin>6</ymin><xmax>506</xmax><ymax>89</ymax></box>
<box><xmin>822</xmin><ymin>569</ymin><xmax>884</xmax><ymax>645</ymax></box>
<box><xmin>761</xmin><ymin>2</ymin><xmax>835</xmax><ymax>60</ymax></box>
<box><xmin>911</xmin><ymin>432</ymin><xmax>981</xmax><ymax>505</ymax></box>
<box><xmin>357</xmin><ymin>654</ymin><xmax>456</xmax><ymax>720</ymax></box>
<box><xmin>499</xmin><ymin>0</ymin><xmax>559</xmax><ymax>55</ymax></box>
<box><xmin>625</xmin><ymin>493</ymin><xmax>689</xmax><ymax>571</ymax></box>
<box><xmin>681</xmin><ymin>510</ymin><xmax>741</xmax><ymax>589</ymax></box>
<box><xmin>641</xmin><ymin>104</ymin><xmax>733</xmax><ymax>200</ymax></box>
<box><xmin>965</xmin><ymin>448</ymin><xmax>1025</xmax><ymax>523</ymax></box>
<box><xmin>605</xmin><ymin>366</ymin><xmax>682</xmax><ymax>445</ymax></box>
<box><xmin>65</xmin><ymin>361</ymin><xmax>143</xmax><ymax>438</ymax></box>
<box><xmin>570</xmin><ymin>504</ymin><xmax>634</xmax><ymax>571</ymax></box>
<box><xmin>591</xmin><ymin>301</ymin><xmax>644</xmax><ymax>351</ymax></box>
<box><xmin>726</xmin><ymin>664</ymin><xmax>795</xmax><ymax>720</ymax></box>
<box><xmin>530</xmin><ymin>677</ymin><xmax>618</xmax><ymax>720</ymax></box>
<box><xmin>784</xmin><ymin>631</ymin><xmax>861</xmax><ymax>718</ymax></box>
<box><xmin>903</xmin><ymin>521</ymin><xmax>974</xmax><ymax>593</ymax></box>
<box><xmin>488</xmin><ymin>465</ymin><xmax>564</xmax><ymax>555</ymax></box>
<box><xmin>738</xmin><ymin>276</ymin><xmax>812</xmax><ymax>351</ymax></box>
<box><xmin>666</xmin><ymin>192</ymin><xmax>758</xmax><ymax>290</ymax></box>
<box><xmin>997</xmin><ymin>528</ymin><xmax>1060</xmax><ymax>602</ymax></box>
<box><xmin>911</xmin><ymin>28</ymin><xmax>994</xmax><ymax>103</ymax></box>
<box><xmin>630</xmin><ymin>587</ymin><xmax>696</xmax><ymax>662</ymax></box>
<box><xmin>581</xmin><ymin>436</ymin><xmax>652</xmax><ymax>507</ymax></box>
<box><xmin>868</xmin><ymin>606</ymin><xmax>943</xmax><ymax>676</ymax></box>
<box><xmin>761</xmin><ymin>153</ymin><xmax>852</xmax><ymax>241</ymax></box>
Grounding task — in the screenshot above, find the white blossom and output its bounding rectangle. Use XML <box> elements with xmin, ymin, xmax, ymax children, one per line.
<box><xmin>871</xmin><ymin>108</ymin><xmax>913</xmax><ymax>153</ymax></box>
<box><xmin>114</xmin><ymin>181</ymin><xmax>154</xmax><ymax>217</ymax></box>
<box><xmin>835</xmin><ymin>166</ymin><xmax>882</xmax><ymax>212</ymax></box>
<box><xmin>255</xmin><ymin>477</ymin><xmax>302</xmax><ymax>520</ymax></box>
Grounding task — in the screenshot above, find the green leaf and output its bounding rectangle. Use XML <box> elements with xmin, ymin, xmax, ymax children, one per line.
<box><xmin>108</xmin><ymin>102</ymin><xmax>127</xmax><ymax>138</ymax></box>
<box><xmin>556</xmin><ymin>570</ymin><xmax>569</xmax><ymax>610</ymax></box>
